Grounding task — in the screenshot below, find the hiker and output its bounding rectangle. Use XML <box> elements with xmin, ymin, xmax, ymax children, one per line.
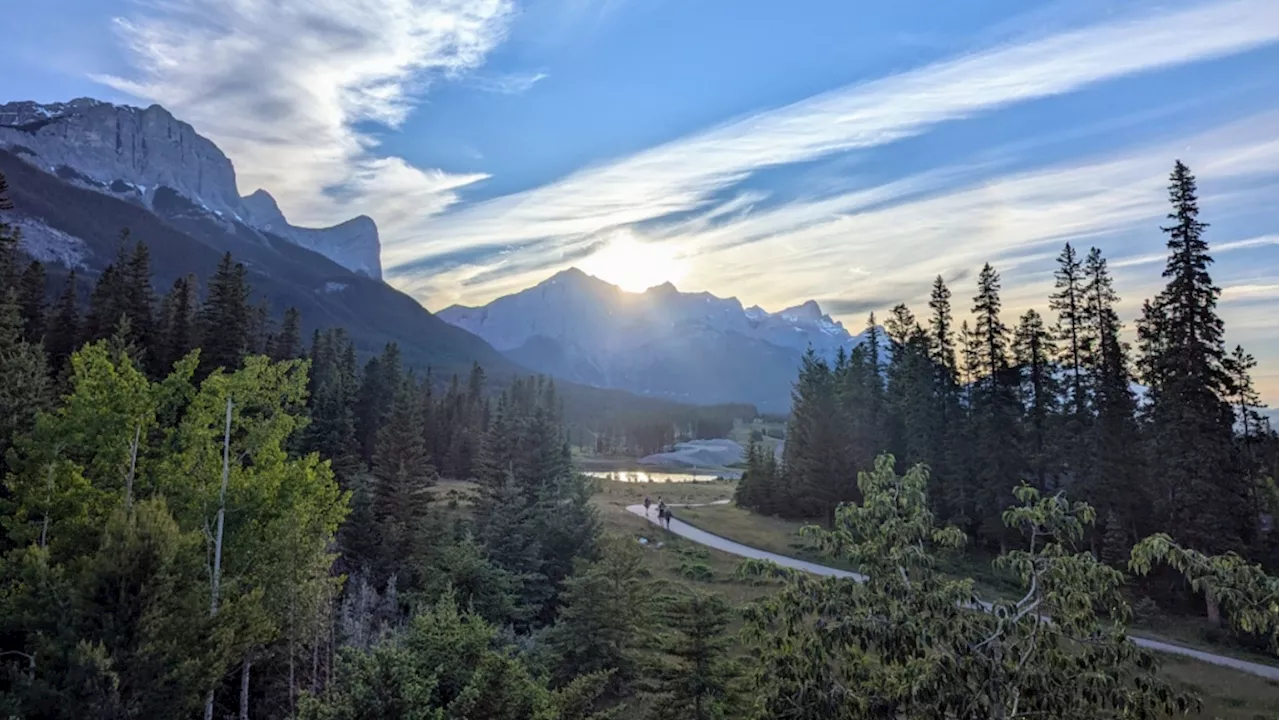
<box><xmin>657</xmin><ymin>500</ymin><xmax>667</xmax><ymax>519</ymax></box>
<box><xmin>663</xmin><ymin>507</ymin><xmax>672</xmax><ymax>530</ymax></box>
<box><xmin>643</xmin><ymin>496</ymin><xmax>652</xmax><ymax>515</ymax></box>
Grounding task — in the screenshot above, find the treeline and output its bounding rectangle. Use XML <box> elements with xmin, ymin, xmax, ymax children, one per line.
<box><xmin>738</xmin><ymin>161</ymin><xmax>1277</xmax><ymax>576</ymax></box>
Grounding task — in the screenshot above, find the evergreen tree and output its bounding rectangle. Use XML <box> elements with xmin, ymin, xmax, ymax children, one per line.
<box><xmin>197</xmin><ymin>252</ymin><xmax>251</xmax><ymax>374</ymax></box>
<box><xmin>1081</xmin><ymin>248</ymin><xmax>1142</xmax><ymax>544</ymax></box>
<box><xmin>17</xmin><ymin>260</ymin><xmax>45</xmax><ymax>344</ymax></box>
<box><xmin>156</xmin><ymin>275</ymin><xmax>198</xmax><ymax>375</ymax></box>
<box><xmin>1049</xmin><ymin>243</ymin><xmax>1089</xmax><ymax>419</ymax></box>
<box><xmin>1142</xmin><ymin>161</ymin><xmax>1244</xmax><ymax>555</ymax></box>
<box><xmin>782</xmin><ymin>350</ymin><xmax>852</xmax><ymax>522</ymax></box>
<box><xmin>548</xmin><ymin>535</ymin><xmax>653</xmax><ymax>697</ymax></box>
<box><xmin>356</xmin><ymin>344</ymin><xmax>402</xmax><ymax>467</ymax></box>
<box><xmin>45</xmin><ymin>270</ymin><xmax>81</xmax><ymax>376</ymax></box>
<box><xmin>273</xmin><ymin>307</ymin><xmax>303</xmax><ymax>361</ymax></box>
<box><xmin>649</xmin><ymin>591</ymin><xmax>740</xmax><ymax>720</ymax></box>
<box><xmin>122</xmin><ymin>240</ymin><xmax>155</xmax><ymax>356</ymax></box>
<box><xmin>970</xmin><ymin>264</ymin><xmax>1021</xmax><ymax>546</ymax></box>
<box><xmin>371</xmin><ymin>373</ymin><xmax>435</xmax><ymax>580</ymax></box>
<box><xmin>1013</xmin><ymin>308</ymin><xmax>1059</xmax><ymax>491</ymax></box>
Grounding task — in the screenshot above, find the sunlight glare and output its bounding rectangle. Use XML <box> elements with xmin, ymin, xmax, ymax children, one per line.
<box><xmin>579</xmin><ymin>232</ymin><xmax>687</xmax><ymax>292</ymax></box>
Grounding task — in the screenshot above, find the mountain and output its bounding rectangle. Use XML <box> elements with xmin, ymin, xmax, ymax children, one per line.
<box><xmin>0</xmin><ymin>104</ymin><xmax>512</xmax><ymax>377</ymax></box>
<box><xmin>437</xmin><ymin>268</ymin><xmax>872</xmax><ymax>411</ymax></box>
<box><xmin>0</xmin><ymin>98</ymin><xmax>380</xmax><ymax>278</ymax></box>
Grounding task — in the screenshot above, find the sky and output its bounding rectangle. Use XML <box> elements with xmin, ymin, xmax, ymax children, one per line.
<box><xmin>5</xmin><ymin>0</ymin><xmax>1279</xmax><ymax>402</ymax></box>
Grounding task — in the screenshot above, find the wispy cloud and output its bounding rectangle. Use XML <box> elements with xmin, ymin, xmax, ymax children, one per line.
<box><xmin>385</xmin><ymin>0</ymin><xmax>1277</xmax><ymax>282</ymax></box>
<box><xmin>468</xmin><ymin>70</ymin><xmax>548</xmax><ymax>94</ymax></box>
<box><xmin>97</xmin><ymin>0</ymin><xmax>513</xmax><ymax>228</ymax></box>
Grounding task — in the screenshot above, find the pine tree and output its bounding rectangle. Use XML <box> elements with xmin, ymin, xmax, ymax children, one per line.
<box><xmin>371</xmin><ymin>373</ymin><xmax>435</xmax><ymax>580</ymax></box>
<box><xmin>198</xmin><ymin>252</ymin><xmax>251</xmax><ymax>374</ymax></box>
<box><xmin>1143</xmin><ymin>161</ymin><xmax>1244</xmax><ymax>555</ymax></box>
<box><xmin>1013</xmin><ymin>309</ymin><xmax>1059</xmax><ymax>491</ymax></box>
<box><xmin>1081</xmin><ymin>248</ymin><xmax>1143</xmax><ymax>539</ymax></box>
<box><xmin>45</xmin><ymin>270</ymin><xmax>81</xmax><ymax>376</ymax></box>
<box><xmin>272</xmin><ymin>307</ymin><xmax>302</xmax><ymax>361</ymax></box>
<box><xmin>122</xmin><ymin>240</ymin><xmax>155</xmax><ymax>357</ymax></box>
<box><xmin>1049</xmin><ymin>243</ymin><xmax>1088</xmax><ymax>419</ymax></box>
<box><xmin>18</xmin><ymin>260</ymin><xmax>46</xmax><ymax>344</ymax></box>
<box><xmin>85</xmin><ymin>259</ymin><xmax>125</xmax><ymax>342</ymax></box>
<box><xmin>650</xmin><ymin>591</ymin><xmax>740</xmax><ymax>720</ymax></box>
<box><xmin>970</xmin><ymin>264</ymin><xmax>1021</xmax><ymax>546</ymax></box>
<box><xmin>548</xmin><ymin>535</ymin><xmax>653</xmax><ymax>697</ymax></box>
<box><xmin>157</xmin><ymin>275</ymin><xmax>198</xmax><ymax>374</ymax></box>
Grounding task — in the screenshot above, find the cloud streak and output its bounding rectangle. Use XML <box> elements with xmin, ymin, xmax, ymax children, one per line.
<box><xmin>98</xmin><ymin>0</ymin><xmax>514</xmax><ymax>228</ymax></box>
<box><xmin>385</xmin><ymin>0</ymin><xmax>1278</xmax><ymax>278</ymax></box>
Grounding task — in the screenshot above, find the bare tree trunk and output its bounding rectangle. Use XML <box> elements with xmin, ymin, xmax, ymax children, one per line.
<box><xmin>239</xmin><ymin>654</ymin><xmax>251</xmax><ymax>720</ymax></box>
<box><xmin>288</xmin><ymin>593</ymin><xmax>296</xmax><ymax>718</ymax></box>
<box><xmin>123</xmin><ymin>422</ymin><xmax>141</xmax><ymax>507</ymax></box>
<box><xmin>124</xmin><ymin>423</ymin><xmax>141</xmax><ymax>510</ymax></box>
<box><xmin>1205</xmin><ymin>590</ymin><xmax>1221</xmax><ymax>626</ymax></box>
<box><xmin>205</xmin><ymin>396</ymin><xmax>234</xmax><ymax>720</ymax></box>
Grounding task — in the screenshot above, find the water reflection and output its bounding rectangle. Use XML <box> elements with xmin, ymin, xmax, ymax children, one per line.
<box><xmin>581</xmin><ymin>469</ymin><xmax>738</xmax><ymax>483</ymax></box>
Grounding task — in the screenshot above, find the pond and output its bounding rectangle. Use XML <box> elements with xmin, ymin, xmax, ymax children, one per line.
<box><xmin>581</xmin><ymin>469</ymin><xmax>739</xmax><ymax>483</ymax></box>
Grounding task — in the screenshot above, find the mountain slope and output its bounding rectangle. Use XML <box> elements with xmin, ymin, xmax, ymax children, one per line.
<box><xmin>0</xmin><ymin>98</ymin><xmax>380</xmax><ymax>278</ymax></box>
<box><xmin>0</xmin><ymin>147</ymin><xmax>513</xmax><ymax>375</ymax></box>
<box><xmin>438</xmin><ymin>268</ymin><xmax>871</xmax><ymax>411</ymax></box>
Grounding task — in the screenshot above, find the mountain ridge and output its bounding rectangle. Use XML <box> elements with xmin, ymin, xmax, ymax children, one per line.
<box><xmin>0</xmin><ymin>97</ymin><xmax>381</xmax><ymax>278</ymax></box>
<box><xmin>438</xmin><ymin>268</ymin><xmax>872</xmax><ymax>411</ymax></box>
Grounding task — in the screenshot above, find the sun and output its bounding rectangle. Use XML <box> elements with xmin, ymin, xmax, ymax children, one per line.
<box><xmin>579</xmin><ymin>232</ymin><xmax>687</xmax><ymax>292</ymax></box>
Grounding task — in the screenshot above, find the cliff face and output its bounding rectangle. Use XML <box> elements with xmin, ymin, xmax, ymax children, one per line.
<box><xmin>0</xmin><ymin>98</ymin><xmax>381</xmax><ymax>278</ymax></box>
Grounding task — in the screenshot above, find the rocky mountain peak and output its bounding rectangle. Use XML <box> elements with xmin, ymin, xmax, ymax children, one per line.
<box><xmin>0</xmin><ymin>97</ymin><xmax>381</xmax><ymax>278</ymax></box>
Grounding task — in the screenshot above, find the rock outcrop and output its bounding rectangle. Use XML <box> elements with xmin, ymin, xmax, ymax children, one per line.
<box><xmin>0</xmin><ymin>98</ymin><xmax>381</xmax><ymax>278</ymax></box>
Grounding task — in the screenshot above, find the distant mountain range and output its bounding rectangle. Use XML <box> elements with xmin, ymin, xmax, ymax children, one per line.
<box><xmin>438</xmin><ymin>268</ymin><xmax>872</xmax><ymax>411</ymax></box>
<box><xmin>0</xmin><ymin>97</ymin><xmax>510</xmax><ymax>376</ymax></box>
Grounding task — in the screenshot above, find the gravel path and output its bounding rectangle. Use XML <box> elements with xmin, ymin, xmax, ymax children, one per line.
<box><xmin>626</xmin><ymin>501</ymin><xmax>1278</xmax><ymax>681</ymax></box>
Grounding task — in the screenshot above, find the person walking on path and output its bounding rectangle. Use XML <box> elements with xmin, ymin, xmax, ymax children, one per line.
<box><xmin>644</xmin><ymin>496</ymin><xmax>651</xmax><ymax>516</ymax></box>
<box><xmin>657</xmin><ymin>500</ymin><xmax>667</xmax><ymax>520</ymax></box>
<box><xmin>662</xmin><ymin>507</ymin><xmax>672</xmax><ymax>530</ymax></box>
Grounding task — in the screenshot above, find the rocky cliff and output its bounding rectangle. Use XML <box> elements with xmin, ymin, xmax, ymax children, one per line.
<box><xmin>0</xmin><ymin>98</ymin><xmax>381</xmax><ymax>278</ymax></box>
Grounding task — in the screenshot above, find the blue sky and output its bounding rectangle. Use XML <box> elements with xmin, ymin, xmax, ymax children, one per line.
<box><xmin>5</xmin><ymin>0</ymin><xmax>1278</xmax><ymax>401</ymax></box>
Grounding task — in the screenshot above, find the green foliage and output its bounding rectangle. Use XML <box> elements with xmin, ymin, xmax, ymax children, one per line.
<box><xmin>738</xmin><ymin>455</ymin><xmax>1197</xmax><ymax>719</ymax></box>
<box><xmin>1129</xmin><ymin>534</ymin><xmax>1278</xmax><ymax>647</ymax></box>
<box><xmin>302</xmin><ymin>594</ymin><xmax>615</xmax><ymax>720</ymax></box>
<box><xmin>549</xmin><ymin>534</ymin><xmax>654</xmax><ymax>696</ymax></box>
<box><xmin>647</xmin><ymin>590</ymin><xmax>741</xmax><ymax>720</ymax></box>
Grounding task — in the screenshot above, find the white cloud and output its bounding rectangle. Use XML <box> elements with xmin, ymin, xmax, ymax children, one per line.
<box><xmin>385</xmin><ymin>0</ymin><xmax>1278</xmax><ymax>277</ymax></box>
<box><xmin>97</xmin><ymin>0</ymin><xmax>513</xmax><ymax>229</ymax></box>
<box><xmin>468</xmin><ymin>71</ymin><xmax>549</xmax><ymax>94</ymax></box>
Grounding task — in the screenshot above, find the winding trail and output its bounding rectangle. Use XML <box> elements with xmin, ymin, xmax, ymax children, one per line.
<box><xmin>627</xmin><ymin>501</ymin><xmax>1278</xmax><ymax>681</ymax></box>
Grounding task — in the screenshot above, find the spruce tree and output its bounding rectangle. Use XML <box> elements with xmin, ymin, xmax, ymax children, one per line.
<box><xmin>970</xmin><ymin>264</ymin><xmax>1021</xmax><ymax>546</ymax></box>
<box><xmin>1049</xmin><ymin>243</ymin><xmax>1088</xmax><ymax>419</ymax></box>
<box><xmin>198</xmin><ymin>252</ymin><xmax>251</xmax><ymax>374</ymax></box>
<box><xmin>1081</xmin><ymin>248</ymin><xmax>1143</xmax><ymax>540</ymax></box>
<box><xmin>157</xmin><ymin>275</ymin><xmax>198</xmax><ymax>374</ymax></box>
<box><xmin>18</xmin><ymin>260</ymin><xmax>45</xmax><ymax>344</ymax></box>
<box><xmin>272</xmin><ymin>307</ymin><xmax>302</xmax><ymax>361</ymax></box>
<box><xmin>45</xmin><ymin>270</ymin><xmax>81</xmax><ymax>376</ymax></box>
<box><xmin>371</xmin><ymin>373</ymin><xmax>435</xmax><ymax>579</ymax></box>
<box><xmin>1013</xmin><ymin>308</ymin><xmax>1059</xmax><ymax>491</ymax></box>
<box><xmin>650</xmin><ymin>591</ymin><xmax>741</xmax><ymax>720</ymax></box>
<box><xmin>122</xmin><ymin>240</ymin><xmax>155</xmax><ymax>356</ymax></box>
<box><xmin>1143</xmin><ymin>161</ymin><xmax>1243</xmax><ymax>555</ymax></box>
